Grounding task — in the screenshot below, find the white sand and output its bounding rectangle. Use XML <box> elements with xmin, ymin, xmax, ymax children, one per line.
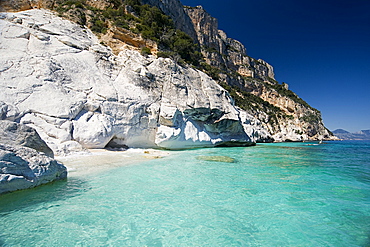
<box><xmin>56</xmin><ymin>148</ymin><xmax>171</xmax><ymax>177</ymax></box>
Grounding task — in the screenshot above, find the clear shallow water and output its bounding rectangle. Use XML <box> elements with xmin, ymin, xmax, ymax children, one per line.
<box><xmin>1</xmin><ymin>141</ymin><xmax>370</xmax><ymax>246</ymax></box>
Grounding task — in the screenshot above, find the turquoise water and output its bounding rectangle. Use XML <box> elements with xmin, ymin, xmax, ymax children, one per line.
<box><xmin>1</xmin><ymin>141</ymin><xmax>370</xmax><ymax>246</ymax></box>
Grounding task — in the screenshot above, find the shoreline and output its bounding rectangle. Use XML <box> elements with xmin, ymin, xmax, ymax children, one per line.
<box><xmin>56</xmin><ymin>148</ymin><xmax>172</xmax><ymax>178</ymax></box>
<box><xmin>53</xmin><ymin>139</ymin><xmax>347</xmax><ymax>178</ymax></box>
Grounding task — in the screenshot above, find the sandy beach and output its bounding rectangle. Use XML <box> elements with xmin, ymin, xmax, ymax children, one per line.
<box><xmin>56</xmin><ymin>148</ymin><xmax>172</xmax><ymax>177</ymax></box>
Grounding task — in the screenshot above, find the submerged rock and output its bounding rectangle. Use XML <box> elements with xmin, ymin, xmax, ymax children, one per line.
<box><xmin>197</xmin><ymin>155</ymin><xmax>235</xmax><ymax>163</ymax></box>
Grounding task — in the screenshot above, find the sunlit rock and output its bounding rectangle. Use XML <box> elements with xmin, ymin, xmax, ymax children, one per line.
<box><xmin>0</xmin><ymin>9</ymin><xmax>269</xmax><ymax>154</ymax></box>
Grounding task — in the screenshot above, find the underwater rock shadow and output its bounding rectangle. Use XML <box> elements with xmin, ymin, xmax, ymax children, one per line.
<box><xmin>0</xmin><ymin>238</ymin><xmax>5</xmax><ymax>247</ymax></box>
<box><xmin>196</xmin><ymin>155</ymin><xmax>236</xmax><ymax>163</ymax></box>
<box><xmin>0</xmin><ymin>177</ymin><xmax>90</xmax><ymax>216</ymax></box>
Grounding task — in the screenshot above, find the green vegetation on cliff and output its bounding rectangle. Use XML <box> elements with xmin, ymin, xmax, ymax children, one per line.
<box><xmin>264</xmin><ymin>78</ymin><xmax>319</xmax><ymax>112</ymax></box>
<box><xmin>53</xmin><ymin>0</ymin><xmax>326</xmax><ymax>137</ymax></box>
<box><xmin>54</xmin><ymin>0</ymin><xmax>202</xmax><ymax>66</ymax></box>
<box><xmin>218</xmin><ymin>81</ymin><xmax>287</xmax><ymax>127</ymax></box>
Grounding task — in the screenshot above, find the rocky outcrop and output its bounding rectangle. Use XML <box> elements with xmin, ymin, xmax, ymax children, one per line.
<box><xmin>0</xmin><ymin>0</ymin><xmax>335</xmax><ymax>152</ymax></box>
<box><xmin>241</xmin><ymin>81</ymin><xmax>333</xmax><ymax>141</ymax></box>
<box><xmin>0</xmin><ymin>0</ymin><xmax>57</xmax><ymax>12</ymax></box>
<box><xmin>0</xmin><ymin>9</ymin><xmax>270</xmax><ymax>154</ymax></box>
<box><xmin>142</xmin><ymin>0</ymin><xmax>198</xmax><ymax>41</ymax></box>
<box><xmin>0</xmin><ymin>0</ymin><xmax>32</xmax><ymax>12</ymax></box>
<box><xmin>184</xmin><ymin>6</ymin><xmax>334</xmax><ymax>141</ymax></box>
<box><xmin>184</xmin><ymin>6</ymin><xmax>275</xmax><ymax>81</ymax></box>
<box><xmin>0</xmin><ymin>143</ymin><xmax>67</xmax><ymax>194</ymax></box>
<box><xmin>0</xmin><ymin>120</ymin><xmax>67</xmax><ymax>194</ymax></box>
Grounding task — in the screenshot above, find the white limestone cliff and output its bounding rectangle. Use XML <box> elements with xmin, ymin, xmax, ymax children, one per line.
<box><xmin>0</xmin><ymin>9</ymin><xmax>270</xmax><ymax>155</ymax></box>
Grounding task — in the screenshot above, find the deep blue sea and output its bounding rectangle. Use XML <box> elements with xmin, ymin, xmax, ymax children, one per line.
<box><xmin>0</xmin><ymin>141</ymin><xmax>370</xmax><ymax>246</ymax></box>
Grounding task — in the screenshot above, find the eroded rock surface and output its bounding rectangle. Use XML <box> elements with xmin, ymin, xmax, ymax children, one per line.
<box><xmin>0</xmin><ymin>120</ymin><xmax>54</xmax><ymax>158</ymax></box>
<box><xmin>0</xmin><ymin>144</ymin><xmax>67</xmax><ymax>194</ymax></box>
<box><xmin>184</xmin><ymin>6</ymin><xmax>334</xmax><ymax>142</ymax></box>
<box><xmin>0</xmin><ymin>121</ymin><xmax>67</xmax><ymax>194</ymax></box>
<box><xmin>0</xmin><ymin>9</ymin><xmax>269</xmax><ymax>154</ymax></box>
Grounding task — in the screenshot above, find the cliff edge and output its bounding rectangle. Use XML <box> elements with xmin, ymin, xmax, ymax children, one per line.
<box><xmin>184</xmin><ymin>6</ymin><xmax>334</xmax><ymax>142</ymax></box>
<box><xmin>0</xmin><ymin>9</ymin><xmax>270</xmax><ymax>155</ymax></box>
<box><xmin>0</xmin><ymin>0</ymin><xmax>336</xmax><ymax>156</ymax></box>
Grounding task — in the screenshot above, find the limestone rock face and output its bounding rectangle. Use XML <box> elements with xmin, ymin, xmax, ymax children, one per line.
<box><xmin>0</xmin><ymin>0</ymin><xmax>55</xmax><ymax>12</ymax></box>
<box><xmin>0</xmin><ymin>120</ymin><xmax>54</xmax><ymax>158</ymax></box>
<box><xmin>0</xmin><ymin>0</ymin><xmax>32</xmax><ymax>12</ymax></box>
<box><xmin>0</xmin><ymin>144</ymin><xmax>67</xmax><ymax>194</ymax></box>
<box><xmin>243</xmin><ymin>80</ymin><xmax>333</xmax><ymax>142</ymax></box>
<box><xmin>142</xmin><ymin>0</ymin><xmax>198</xmax><ymax>41</ymax></box>
<box><xmin>184</xmin><ymin>6</ymin><xmax>334</xmax><ymax>142</ymax></box>
<box><xmin>238</xmin><ymin>109</ymin><xmax>273</xmax><ymax>143</ymax></box>
<box><xmin>184</xmin><ymin>6</ymin><xmax>275</xmax><ymax>81</ymax></box>
<box><xmin>0</xmin><ymin>9</ymin><xmax>268</xmax><ymax>154</ymax></box>
<box><xmin>72</xmin><ymin>111</ymin><xmax>115</xmax><ymax>149</ymax></box>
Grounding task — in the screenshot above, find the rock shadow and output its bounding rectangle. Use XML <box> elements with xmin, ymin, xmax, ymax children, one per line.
<box><xmin>0</xmin><ymin>177</ymin><xmax>89</xmax><ymax>216</ymax></box>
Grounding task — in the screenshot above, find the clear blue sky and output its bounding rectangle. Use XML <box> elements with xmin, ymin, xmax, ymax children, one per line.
<box><xmin>181</xmin><ymin>0</ymin><xmax>370</xmax><ymax>132</ymax></box>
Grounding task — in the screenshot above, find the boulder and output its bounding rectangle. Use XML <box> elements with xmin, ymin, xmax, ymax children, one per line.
<box><xmin>0</xmin><ymin>120</ymin><xmax>67</xmax><ymax>194</ymax></box>
<box><xmin>0</xmin><ymin>144</ymin><xmax>67</xmax><ymax>194</ymax></box>
<box><xmin>72</xmin><ymin>111</ymin><xmax>115</xmax><ymax>149</ymax></box>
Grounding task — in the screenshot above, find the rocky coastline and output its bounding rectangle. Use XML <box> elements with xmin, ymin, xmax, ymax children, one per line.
<box><xmin>0</xmin><ymin>9</ymin><xmax>271</xmax><ymax>156</ymax></box>
<box><xmin>0</xmin><ymin>0</ymin><xmax>337</xmax><ymax>194</ymax></box>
